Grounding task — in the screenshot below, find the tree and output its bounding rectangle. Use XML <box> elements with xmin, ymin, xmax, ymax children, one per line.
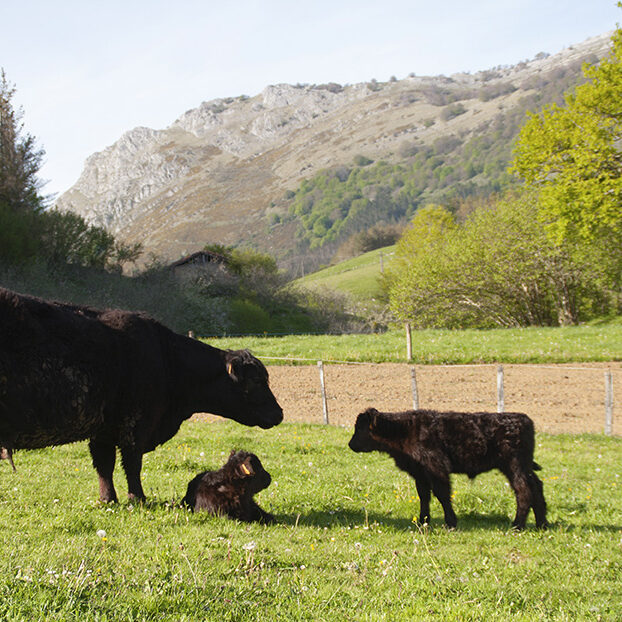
<box><xmin>512</xmin><ymin>25</ymin><xmax>622</xmax><ymax>245</ymax></box>
<box><xmin>383</xmin><ymin>204</ymin><xmax>465</xmax><ymax>327</ymax></box>
<box><xmin>0</xmin><ymin>69</ymin><xmax>45</xmax><ymax>213</ymax></box>
<box><xmin>384</xmin><ymin>193</ymin><xmax>613</xmax><ymax>328</ymax></box>
<box><xmin>0</xmin><ymin>69</ymin><xmax>47</xmax><ymax>264</ymax></box>
<box><xmin>40</xmin><ymin>209</ymin><xmax>142</xmax><ymax>271</ymax></box>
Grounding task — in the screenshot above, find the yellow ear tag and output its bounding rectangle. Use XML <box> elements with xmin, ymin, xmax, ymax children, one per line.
<box><xmin>241</xmin><ymin>464</ymin><xmax>251</xmax><ymax>475</ymax></box>
<box><xmin>227</xmin><ymin>363</ymin><xmax>233</xmax><ymax>375</ymax></box>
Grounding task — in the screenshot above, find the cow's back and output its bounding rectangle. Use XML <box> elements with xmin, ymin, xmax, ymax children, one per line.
<box><xmin>0</xmin><ymin>288</ymin><xmax>160</xmax><ymax>449</ymax></box>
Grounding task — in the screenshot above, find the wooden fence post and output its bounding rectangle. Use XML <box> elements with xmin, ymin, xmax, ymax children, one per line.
<box><xmin>497</xmin><ymin>365</ymin><xmax>505</xmax><ymax>413</ymax></box>
<box><xmin>405</xmin><ymin>323</ymin><xmax>413</xmax><ymax>361</ymax></box>
<box><xmin>605</xmin><ymin>369</ymin><xmax>613</xmax><ymax>436</ymax></box>
<box><xmin>318</xmin><ymin>360</ymin><xmax>329</xmax><ymax>425</ymax></box>
<box><xmin>410</xmin><ymin>366</ymin><xmax>419</xmax><ymax>410</ymax></box>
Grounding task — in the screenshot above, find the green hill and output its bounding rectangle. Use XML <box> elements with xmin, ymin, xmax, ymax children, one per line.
<box><xmin>293</xmin><ymin>245</ymin><xmax>395</xmax><ymax>302</ymax></box>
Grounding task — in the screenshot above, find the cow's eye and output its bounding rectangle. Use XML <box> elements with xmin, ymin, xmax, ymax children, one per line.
<box><xmin>243</xmin><ymin>379</ymin><xmax>258</xmax><ymax>394</ymax></box>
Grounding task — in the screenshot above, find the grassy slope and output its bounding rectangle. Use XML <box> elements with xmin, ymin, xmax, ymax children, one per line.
<box><xmin>208</xmin><ymin>319</ymin><xmax>622</xmax><ymax>364</ymax></box>
<box><xmin>0</xmin><ymin>421</ymin><xmax>619</xmax><ymax>620</ymax></box>
<box><xmin>292</xmin><ymin>246</ymin><xmax>394</xmax><ymax>302</ymax></box>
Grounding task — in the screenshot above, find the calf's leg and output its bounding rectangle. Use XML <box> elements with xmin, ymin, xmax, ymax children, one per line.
<box><xmin>505</xmin><ymin>463</ymin><xmax>533</xmax><ymax>530</ymax></box>
<box><xmin>414</xmin><ymin>476</ymin><xmax>432</xmax><ymax>525</ymax></box>
<box><xmin>89</xmin><ymin>439</ymin><xmax>118</xmax><ymax>503</ymax></box>
<box><xmin>430</xmin><ymin>475</ymin><xmax>457</xmax><ymax>528</ymax></box>
<box><xmin>120</xmin><ymin>446</ymin><xmax>146</xmax><ymax>501</ymax></box>
<box><xmin>528</xmin><ymin>471</ymin><xmax>548</xmax><ymax>529</ymax></box>
<box><xmin>246</xmin><ymin>501</ymin><xmax>276</xmax><ymax>524</ymax></box>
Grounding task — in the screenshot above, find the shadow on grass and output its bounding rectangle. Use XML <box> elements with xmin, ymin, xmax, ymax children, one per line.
<box><xmin>272</xmin><ymin>508</ymin><xmax>619</xmax><ymax>533</ymax></box>
<box><xmin>77</xmin><ymin>499</ymin><xmax>622</xmax><ymax>534</ymax></box>
<box><xmin>272</xmin><ymin>507</ymin><xmax>518</xmax><ymax>532</ymax></box>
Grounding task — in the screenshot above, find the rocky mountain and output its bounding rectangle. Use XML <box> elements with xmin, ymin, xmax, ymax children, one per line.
<box><xmin>55</xmin><ymin>33</ymin><xmax>612</xmax><ymax>265</ymax></box>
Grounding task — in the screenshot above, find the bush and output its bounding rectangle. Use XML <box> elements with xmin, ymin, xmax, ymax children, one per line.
<box><xmin>353</xmin><ymin>154</ymin><xmax>374</xmax><ymax>167</ymax></box>
<box><xmin>228</xmin><ymin>298</ymin><xmax>273</xmax><ymax>334</ymax></box>
<box><xmin>440</xmin><ymin>103</ymin><xmax>467</xmax><ymax>121</ymax></box>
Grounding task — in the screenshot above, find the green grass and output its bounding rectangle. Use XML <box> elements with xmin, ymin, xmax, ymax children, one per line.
<box><xmin>293</xmin><ymin>246</ymin><xmax>394</xmax><ymax>302</ymax></box>
<box><xmin>206</xmin><ymin>320</ymin><xmax>622</xmax><ymax>364</ymax></box>
<box><xmin>0</xmin><ymin>421</ymin><xmax>620</xmax><ymax>620</ymax></box>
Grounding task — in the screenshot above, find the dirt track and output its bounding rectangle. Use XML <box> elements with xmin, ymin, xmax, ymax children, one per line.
<box><xmin>262</xmin><ymin>362</ymin><xmax>621</xmax><ymax>435</ymax></box>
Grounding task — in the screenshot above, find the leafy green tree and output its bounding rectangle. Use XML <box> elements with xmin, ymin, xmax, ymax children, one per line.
<box><xmin>0</xmin><ymin>198</ymin><xmax>40</xmax><ymax>262</ymax></box>
<box><xmin>385</xmin><ymin>193</ymin><xmax>613</xmax><ymax>327</ymax></box>
<box><xmin>512</xmin><ymin>25</ymin><xmax>622</xmax><ymax>245</ymax></box>
<box><xmin>384</xmin><ymin>204</ymin><xmax>465</xmax><ymax>327</ymax></box>
<box><xmin>40</xmin><ymin>210</ymin><xmax>142</xmax><ymax>271</ymax></box>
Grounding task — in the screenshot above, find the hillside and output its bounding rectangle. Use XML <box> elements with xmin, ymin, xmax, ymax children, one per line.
<box><xmin>293</xmin><ymin>245</ymin><xmax>394</xmax><ymax>302</ymax></box>
<box><xmin>55</xmin><ymin>33</ymin><xmax>612</xmax><ymax>267</ymax></box>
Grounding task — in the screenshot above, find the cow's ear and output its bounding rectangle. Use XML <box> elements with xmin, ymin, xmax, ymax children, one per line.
<box><xmin>226</xmin><ymin>357</ymin><xmax>242</xmax><ymax>382</ymax></box>
<box><xmin>237</xmin><ymin>458</ymin><xmax>254</xmax><ymax>478</ymax></box>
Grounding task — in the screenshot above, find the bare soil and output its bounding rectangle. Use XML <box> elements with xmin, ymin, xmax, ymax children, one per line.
<box><xmin>194</xmin><ymin>362</ymin><xmax>621</xmax><ymax>435</ymax></box>
<box><xmin>263</xmin><ymin>362</ymin><xmax>622</xmax><ymax>435</ymax></box>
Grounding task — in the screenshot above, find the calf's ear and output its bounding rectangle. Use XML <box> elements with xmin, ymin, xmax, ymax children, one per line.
<box><xmin>368</xmin><ymin>410</ymin><xmax>380</xmax><ymax>432</ymax></box>
<box><xmin>238</xmin><ymin>458</ymin><xmax>255</xmax><ymax>478</ymax></box>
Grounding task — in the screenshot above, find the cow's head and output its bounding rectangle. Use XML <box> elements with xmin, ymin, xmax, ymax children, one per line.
<box><xmin>222</xmin><ymin>350</ymin><xmax>283</xmax><ymax>429</ymax></box>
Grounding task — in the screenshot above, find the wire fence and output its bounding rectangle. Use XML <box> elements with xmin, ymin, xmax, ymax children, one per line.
<box><xmin>255</xmin><ymin>359</ymin><xmax>621</xmax><ymax>435</ymax></box>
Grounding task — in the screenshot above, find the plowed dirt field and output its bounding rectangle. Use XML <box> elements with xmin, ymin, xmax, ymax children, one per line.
<box><xmin>195</xmin><ymin>362</ymin><xmax>622</xmax><ymax>435</ymax></box>
<box><xmin>269</xmin><ymin>362</ymin><xmax>622</xmax><ymax>435</ymax></box>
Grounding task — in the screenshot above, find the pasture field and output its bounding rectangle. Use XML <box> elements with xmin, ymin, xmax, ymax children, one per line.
<box><xmin>293</xmin><ymin>246</ymin><xmax>394</xmax><ymax>301</ymax></box>
<box><xmin>0</xmin><ymin>420</ymin><xmax>620</xmax><ymax>621</ymax></box>
<box><xmin>208</xmin><ymin>319</ymin><xmax>622</xmax><ymax>364</ymax></box>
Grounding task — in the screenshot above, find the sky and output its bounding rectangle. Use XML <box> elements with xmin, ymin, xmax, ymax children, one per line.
<box><xmin>1</xmin><ymin>1</ymin><xmax>620</xmax><ymax>199</ymax></box>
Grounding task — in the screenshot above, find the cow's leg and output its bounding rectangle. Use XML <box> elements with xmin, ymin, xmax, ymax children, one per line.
<box><xmin>429</xmin><ymin>474</ymin><xmax>457</xmax><ymax>528</ymax></box>
<box><xmin>505</xmin><ymin>462</ymin><xmax>533</xmax><ymax>530</ymax></box>
<box><xmin>89</xmin><ymin>439</ymin><xmax>118</xmax><ymax>503</ymax></box>
<box><xmin>528</xmin><ymin>471</ymin><xmax>548</xmax><ymax>529</ymax></box>
<box><xmin>120</xmin><ymin>445</ymin><xmax>145</xmax><ymax>501</ymax></box>
<box><xmin>414</xmin><ymin>476</ymin><xmax>432</xmax><ymax>525</ymax></box>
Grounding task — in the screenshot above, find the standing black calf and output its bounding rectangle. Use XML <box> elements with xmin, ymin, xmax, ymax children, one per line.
<box><xmin>348</xmin><ymin>408</ymin><xmax>547</xmax><ymax>530</ymax></box>
<box><xmin>182</xmin><ymin>450</ymin><xmax>275</xmax><ymax>523</ymax></box>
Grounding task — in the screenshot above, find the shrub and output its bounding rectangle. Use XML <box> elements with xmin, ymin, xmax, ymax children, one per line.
<box><xmin>353</xmin><ymin>154</ymin><xmax>374</xmax><ymax>167</ymax></box>
<box><xmin>440</xmin><ymin>103</ymin><xmax>467</xmax><ymax>121</ymax></box>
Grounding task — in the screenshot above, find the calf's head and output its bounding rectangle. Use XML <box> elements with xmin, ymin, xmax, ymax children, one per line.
<box><xmin>226</xmin><ymin>450</ymin><xmax>272</xmax><ymax>493</ymax></box>
<box><xmin>222</xmin><ymin>350</ymin><xmax>283</xmax><ymax>429</ymax></box>
<box><xmin>349</xmin><ymin>408</ymin><xmax>394</xmax><ymax>453</ymax></box>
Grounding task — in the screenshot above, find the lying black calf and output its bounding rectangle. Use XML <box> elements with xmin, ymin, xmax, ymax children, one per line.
<box><xmin>183</xmin><ymin>450</ymin><xmax>275</xmax><ymax>523</ymax></box>
<box><xmin>349</xmin><ymin>408</ymin><xmax>547</xmax><ymax>530</ymax></box>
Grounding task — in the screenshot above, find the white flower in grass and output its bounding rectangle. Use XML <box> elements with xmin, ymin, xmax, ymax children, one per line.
<box><xmin>96</xmin><ymin>529</ymin><xmax>107</xmax><ymax>539</ymax></box>
<box><xmin>242</xmin><ymin>541</ymin><xmax>256</xmax><ymax>551</ymax></box>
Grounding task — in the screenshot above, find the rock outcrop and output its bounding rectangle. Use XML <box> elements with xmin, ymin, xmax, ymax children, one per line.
<box><xmin>55</xmin><ymin>33</ymin><xmax>612</xmax><ymax>263</ymax></box>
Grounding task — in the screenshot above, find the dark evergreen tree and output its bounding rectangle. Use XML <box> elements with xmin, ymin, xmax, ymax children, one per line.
<box><xmin>0</xmin><ymin>69</ymin><xmax>46</xmax><ymax>213</ymax></box>
<box><xmin>0</xmin><ymin>69</ymin><xmax>47</xmax><ymax>263</ymax></box>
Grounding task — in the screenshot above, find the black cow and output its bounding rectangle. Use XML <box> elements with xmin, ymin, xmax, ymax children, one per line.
<box><xmin>183</xmin><ymin>450</ymin><xmax>275</xmax><ymax>523</ymax></box>
<box><xmin>349</xmin><ymin>408</ymin><xmax>547</xmax><ymax>530</ymax></box>
<box><xmin>0</xmin><ymin>287</ymin><xmax>283</xmax><ymax>502</ymax></box>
